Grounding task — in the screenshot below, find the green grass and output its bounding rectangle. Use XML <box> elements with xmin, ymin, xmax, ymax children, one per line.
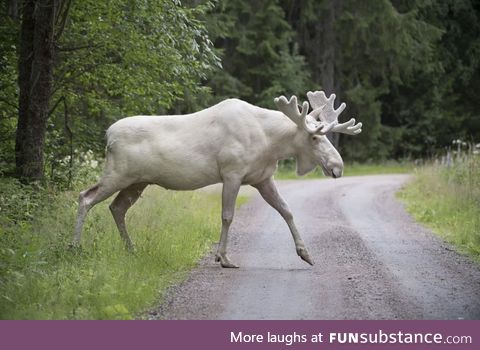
<box><xmin>0</xmin><ymin>179</ymin><xmax>230</xmax><ymax>319</ymax></box>
<box><xmin>398</xmin><ymin>156</ymin><xmax>480</xmax><ymax>259</ymax></box>
<box><xmin>343</xmin><ymin>161</ymin><xmax>413</xmax><ymax>176</ymax></box>
<box><xmin>275</xmin><ymin>160</ymin><xmax>413</xmax><ymax>179</ymax></box>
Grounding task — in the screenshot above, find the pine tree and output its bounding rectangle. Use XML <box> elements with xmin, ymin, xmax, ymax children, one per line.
<box><xmin>284</xmin><ymin>0</ymin><xmax>443</xmax><ymax>160</ymax></box>
<box><xmin>207</xmin><ymin>0</ymin><xmax>311</xmax><ymax>108</ymax></box>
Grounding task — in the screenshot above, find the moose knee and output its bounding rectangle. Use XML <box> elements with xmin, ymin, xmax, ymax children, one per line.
<box><xmin>222</xmin><ymin>215</ymin><xmax>233</xmax><ymax>226</ymax></box>
<box><xmin>78</xmin><ymin>185</ymin><xmax>101</xmax><ymax>210</ymax></box>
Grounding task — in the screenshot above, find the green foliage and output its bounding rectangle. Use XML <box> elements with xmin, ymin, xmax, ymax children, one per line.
<box><xmin>2</xmin><ymin>0</ymin><xmax>479</xmax><ymax>175</ymax></box>
<box><xmin>45</xmin><ymin>149</ymin><xmax>104</xmax><ymax>190</ymax></box>
<box><xmin>1</xmin><ymin>0</ymin><xmax>220</xmax><ymax>179</ymax></box>
<box><xmin>280</xmin><ymin>0</ymin><xmax>478</xmax><ymax>160</ymax></box>
<box><xmin>0</xmin><ymin>179</ymin><xmax>223</xmax><ymax>319</ymax></box>
<box><xmin>398</xmin><ymin>154</ymin><xmax>480</xmax><ymax>259</ymax></box>
<box><xmin>333</xmin><ymin>0</ymin><xmax>443</xmax><ymax>160</ymax></box>
<box><xmin>50</xmin><ymin>0</ymin><xmax>219</xmax><ymax>156</ymax></box>
<box><xmin>206</xmin><ymin>0</ymin><xmax>311</xmax><ymax>108</ymax></box>
<box><xmin>0</xmin><ymin>7</ymin><xmax>19</xmax><ymax>175</ymax></box>
<box><xmin>381</xmin><ymin>0</ymin><xmax>480</xmax><ymax>158</ymax></box>
<box><xmin>342</xmin><ymin>161</ymin><xmax>414</xmax><ymax>177</ymax></box>
<box><xmin>56</xmin><ymin>0</ymin><xmax>219</xmax><ymax>113</ymax></box>
<box><xmin>0</xmin><ymin>179</ymin><xmax>44</xmax><ymax>228</ymax></box>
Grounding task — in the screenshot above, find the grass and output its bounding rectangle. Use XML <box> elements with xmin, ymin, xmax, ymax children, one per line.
<box><xmin>398</xmin><ymin>155</ymin><xmax>480</xmax><ymax>259</ymax></box>
<box><xmin>0</xmin><ymin>157</ymin><xmax>418</xmax><ymax>319</ymax></box>
<box><xmin>0</xmin><ymin>179</ymin><xmax>233</xmax><ymax>319</ymax></box>
<box><xmin>343</xmin><ymin>161</ymin><xmax>413</xmax><ymax>176</ymax></box>
<box><xmin>275</xmin><ymin>160</ymin><xmax>413</xmax><ymax>179</ymax></box>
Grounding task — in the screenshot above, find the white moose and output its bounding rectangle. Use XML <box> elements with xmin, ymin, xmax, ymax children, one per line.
<box><xmin>74</xmin><ymin>91</ymin><xmax>362</xmax><ymax>268</ymax></box>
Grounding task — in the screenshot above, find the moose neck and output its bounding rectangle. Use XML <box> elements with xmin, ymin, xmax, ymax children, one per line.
<box><xmin>263</xmin><ymin>110</ymin><xmax>311</xmax><ymax>162</ymax></box>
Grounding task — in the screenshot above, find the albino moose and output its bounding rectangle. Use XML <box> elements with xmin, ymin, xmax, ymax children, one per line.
<box><xmin>74</xmin><ymin>91</ymin><xmax>362</xmax><ymax>268</ymax></box>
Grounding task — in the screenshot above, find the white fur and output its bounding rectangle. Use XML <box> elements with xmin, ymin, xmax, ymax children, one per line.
<box><xmin>73</xmin><ymin>93</ymin><xmax>360</xmax><ymax>268</ymax></box>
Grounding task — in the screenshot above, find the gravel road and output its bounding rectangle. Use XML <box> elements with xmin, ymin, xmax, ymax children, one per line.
<box><xmin>150</xmin><ymin>175</ymin><xmax>480</xmax><ymax>320</ymax></box>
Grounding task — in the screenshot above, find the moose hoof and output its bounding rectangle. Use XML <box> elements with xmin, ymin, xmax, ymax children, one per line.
<box><xmin>297</xmin><ymin>248</ymin><xmax>314</xmax><ymax>266</ymax></box>
<box><xmin>125</xmin><ymin>244</ymin><xmax>136</xmax><ymax>255</ymax></box>
<box><xmin>215</xmin><ymin>254</ymin><xmax>239</xmax><ymax>268</ymax></box>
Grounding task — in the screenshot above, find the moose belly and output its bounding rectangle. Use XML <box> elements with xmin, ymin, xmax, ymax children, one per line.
<box><xmin>153</xmin><ymin>171</ymin><xmax>221</xmax><ymax>191</ymax></box>
<box><xmin>130</xmin><ymin>153</ymin><xmax>222</xmax><ymax>190</ymax></box>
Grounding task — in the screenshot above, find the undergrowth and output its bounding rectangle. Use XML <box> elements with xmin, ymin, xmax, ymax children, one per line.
<box><xmin>0</xmin><ymin>177</ymin><xmax>225</xmax><ymax>319</ymax></box>
<box><xmin>398</xmin><ymin>155</ymin><xmax>480</xmax><ymax>259</ymax></box>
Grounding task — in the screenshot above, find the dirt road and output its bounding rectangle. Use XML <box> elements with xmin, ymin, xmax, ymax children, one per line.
<box><xmin>150</xmin><ymin>175</ymin><xmax>480</xmax><ymax>320</ymax></box>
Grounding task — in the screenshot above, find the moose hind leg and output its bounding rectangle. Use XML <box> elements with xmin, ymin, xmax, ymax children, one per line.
<box><xmin>253</xmin><ymin>177</ymin><xmax>314</xmax><ymax>266</ymax></box>
<box><xmin>109</xmin><ymin>183</ymin><xmax>148</xmax><ymax>252</ymax></box>
<box><xmin>74</xmin><ymin>182</ymin><xmax>119</xmax><ymax>245</ymax></box>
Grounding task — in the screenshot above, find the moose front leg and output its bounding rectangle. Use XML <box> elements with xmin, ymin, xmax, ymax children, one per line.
<box><xmin>253</xmin><ymin>177</ymin><xmax>314</xmax><ymax>266</ymax></box>
<box><xmin>215</xmin><ymin>177</ymin><xmax>241</xmax><ymax>268</ymax></box>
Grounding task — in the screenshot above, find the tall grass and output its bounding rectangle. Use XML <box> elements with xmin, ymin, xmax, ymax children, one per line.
<box><xmin>398</xmin><ymin>154</ymin><xmax>480</xmax><ymax>259</ymax></box>
<box><xmin>0</xmin><ymin>179</ymin><xmax>225</xmax><ymax>319</ymax></box>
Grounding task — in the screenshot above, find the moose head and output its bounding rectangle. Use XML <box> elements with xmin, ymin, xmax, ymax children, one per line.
<box><xmin>274</xmin><ymin>91</ymin><xmax>362</xmax><ymax>178</ymax></box>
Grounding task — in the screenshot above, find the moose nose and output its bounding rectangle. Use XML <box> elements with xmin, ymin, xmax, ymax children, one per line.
<box><xmin>332</xmin><ymin>167</ymin><xmax>342</xmax><ymax>179</ymax></box>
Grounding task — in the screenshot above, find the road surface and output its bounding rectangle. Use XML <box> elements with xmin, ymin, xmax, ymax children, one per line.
<box><xmin>149</xmin><ymin>175</ymin><xmax>480</xmax><ymax>319</ymax></box>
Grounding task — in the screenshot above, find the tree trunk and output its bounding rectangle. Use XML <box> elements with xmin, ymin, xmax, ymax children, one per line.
<box><xmin>15</xmin><ymin>0</ymin><xmax>56</xmax><ymax>181</ymax></box>
<box><xmin>319</xmin><ymin>1</ymin><xmax>335</xmax><ymax>96</ymax></box>
<box><xmin>313</xmin><ymin>0</ymin><xmax>345</xmax><ymax>149</ymax></box>
<box><xmin>7</xmin><ymin>0</ymin><xmax>19</xmax><ymax>19</ymax></box>
<box><xmin>318</xmin><ymin>0</ymin><xmax>339</xmax><ymax>147</ymax></box>
<box><xmin>294</xmin><ymin>1</ymin><xmax>340</xmax><ymax>147</ymax></box>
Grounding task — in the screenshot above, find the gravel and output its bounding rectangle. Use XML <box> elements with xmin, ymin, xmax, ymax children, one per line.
<box><xmin>148</xmin><ymin>175</ymin><xmax>480</xmax><ymax>320</ymax></box>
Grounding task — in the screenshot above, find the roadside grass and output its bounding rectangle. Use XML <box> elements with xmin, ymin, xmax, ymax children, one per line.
<box><xmin>398</xmin><ymin>156</ymin><xmax>480</xmax><ymax>260</ymax></box>
<box><xmin>343</xmin><ymin>161</ymin><xmax>413</xmax><ymax>176</ymax></box>
<box><xmin>0</xmin><ymin>178</ymin><xmax>232</xmax><ymax>319</ymax></box>
<box><xmin>275</xmin><ymin>160</ymin><xmax>413</xmax><ymax>179</ymax></box>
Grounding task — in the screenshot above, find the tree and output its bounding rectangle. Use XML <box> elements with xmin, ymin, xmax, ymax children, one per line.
<box><xmin>0</xmin><ymin>1</ymin><xmax>19</xmax><ymax>174</ymax></box>
<box><xmin>284</xmin><ymin>0</ymin><xmax>342</xmax><ymax>147</ymax></box>
<box><xmin>15</xmin><ymin>0</ymin><xmax>71</xmax><ymax>181</ymax></box>
<box><xmin>43</xmin><ymin>0</ymin><xmax>220</xmax><ymax>182</ymax></box>
<box><xmin>413</xmin><ymin>0</ymin><xmax>480</xmax><ymax>149</ymax></box>
<box><xmin>10</xmin><ymin>0</ymin><xmax>219</xmax><ymax>183</ymax></box>
<box><xmin>3</xmin><ymin>0</ymin><xmax>479</xmax><ymax>178</ymax></box>
<box><xmin>206</xmin><ymin>0</ymin><xmax>311</xmax><ymax>108</ymax></box>
<box><xmin>284</xmin><ymin>0</ymin><xmax>442</xmax><ymax>160</ymax></box>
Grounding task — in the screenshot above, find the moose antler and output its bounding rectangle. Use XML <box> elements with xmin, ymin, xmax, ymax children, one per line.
<box><xmin>306</xmin><ymin>91</ymin><xmax>362</xmax><ymax>135</ymax></box>
<box><xmin>274</xmin><ymin>95</ymin><xmax>330</xmax><ymax>134</ymax></box>
<box><xmin>274</xmin><ymin>92</ymin><xmax>362</xmax><ymax>135</ymax></box>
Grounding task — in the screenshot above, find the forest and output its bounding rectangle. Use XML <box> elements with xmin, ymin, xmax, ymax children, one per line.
<box><xmin>0</xmin><ymin>0</ymin><xmax>479</xmax><ymax>320</ymax></box>
<box><xmin>1</xmin><ymin>0</ymin><xmax>479</xmax><ymax>184</ymax></box>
